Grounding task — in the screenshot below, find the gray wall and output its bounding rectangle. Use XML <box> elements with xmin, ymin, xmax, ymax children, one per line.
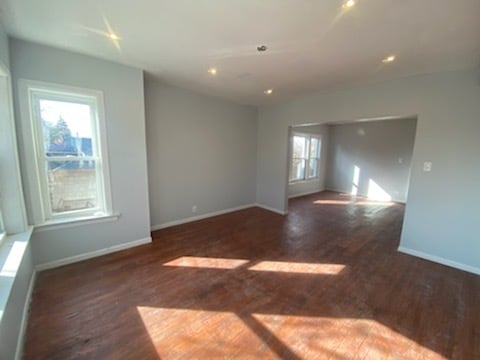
<box><xmin>145</xmin><ymin>78</ymin><xmax>257</xmax><ymax>227</ymax></box>
<box><xmin>0</xmin><ymin>22</ymin><xmax>9</xmax><ymax>68</ymax></box>
<box><xmin>288</xmin><ymin>124</ymin><xmax>329</xmax><ymax>198</ymax></box>
<box><xmin>0</xmin><ymin>25</ymin><xmax>34</xmax><ymax>360</ymax></box>
<box><xmin>10</xmin><ymin>39</ymin><xmax>151</xmax><ymax>265</ymax></box>
<box><xmin>257</xmin><ymin>68</ymin><xmax>480</xmax><ymax>273</ymax></box>
<box><xmin>326</xmin><ymin>118</ymin><xmax>417</xmax><ymax>202</ymax></box>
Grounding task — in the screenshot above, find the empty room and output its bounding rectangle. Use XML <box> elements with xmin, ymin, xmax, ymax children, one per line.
<box><xmin>0</xmin><ymin>1</ymin><xmax>479</xmax><ymax>359</ymax></box>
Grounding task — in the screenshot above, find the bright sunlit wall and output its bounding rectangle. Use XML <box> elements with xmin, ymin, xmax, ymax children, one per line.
<box><xmin>325</xmin><ymin>118</ymin><xmax>417</xmax><ymax>203</ymax></box>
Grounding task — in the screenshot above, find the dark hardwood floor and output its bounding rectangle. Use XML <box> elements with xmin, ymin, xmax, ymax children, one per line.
<box><xmin>23</xmin><ymin>191</ymin><xmax>479</xmax><ymax>359</ymax></box>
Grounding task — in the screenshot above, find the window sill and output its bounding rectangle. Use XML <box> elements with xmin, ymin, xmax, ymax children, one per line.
<box><xmin>289</xmin><ymin>177</ymin><xmax>320</xmax><ymax>185</ymax></box>
<box><xmin>34</xmin><ymin>213</ymin><xmax>120</xmax><ymax>233</ymax></box>
<box><xmin>0</xmin><ymin>226</ymin><xmax>33</xmax><ymax>323</ymax></box>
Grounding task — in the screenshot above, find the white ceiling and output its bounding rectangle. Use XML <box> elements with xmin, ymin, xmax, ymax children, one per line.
<box><xmin>1</xmin><ymin>0</ymin><xmax>479</xmax><ymax>105</ymax></box>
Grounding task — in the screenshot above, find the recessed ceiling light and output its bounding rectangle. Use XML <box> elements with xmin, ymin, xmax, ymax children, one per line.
<box><xmin>264</xmin><ymin>89</ymin><xmax>273</xmax><ymax>95</ymax></box>
<box><xmin>342</xmin><ymin>0</ymin><xmax>356</xmax><ymax>9</ymax></box>
<box><xmin>108</xmin><ymin>33</ymin><xmax>120</xmax><ymax>40</ymax></box>
<box><xmin>382</xmin><ymin>55</ymin><xmax>396</xmax><ymax>63</ymax></box>
<box><xmin>208</xmin><ymin>68</ymin><xmax>217</xmax><ymax>75</ymax></box>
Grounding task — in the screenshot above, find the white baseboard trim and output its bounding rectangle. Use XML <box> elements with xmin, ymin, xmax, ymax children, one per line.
<box><xmin>288</xmin><ymin>188</ymin><xmax>325</xmax><ymax>199</ymax></box>
<box><xmin>151</xmin><ymin>204</ymin><xmax>256</xmax><ymax>231</ymax></box>
<box><xmin>15</xmin><ymin>269</ymin><xmax>37</xmax><ymax>360</ymax></box>
<box><xmin>255</xmin><ymin>203</ymin><xmax>288</xmax><ymax>216</ymax></box>
<box><xmin>324</xmin><ymin>187</ymin><xmax>347</xmax><ymax>194</ymax></box>
<box><xmin>398</xmin><ymin>246</ymin><xmax>480</xmax><ymax>276</ymax></box>
<box><xmin>35</xmin><ymin>237</ymin><xmax>152</xmax><ymax>271</ymax></box>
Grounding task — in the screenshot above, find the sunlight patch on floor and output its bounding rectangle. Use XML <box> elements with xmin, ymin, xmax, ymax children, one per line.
<box><xmin>252</xmin><ymin>314</ymin><xmax>445</xmax><ymax>359</ymax></box>
<box><xmin>163</xmin><ymin>256</ymin><xmax>249</xmax><ymax>269</ymax></box>
<box><xmin>137</xmin><ymin>307</ymin><xmax>277</xmax><ymax>358</ymax></box>
<box><xmin>249</xmin><ymin>261</ymin><xmax>345</xmax><ymax>275</ymax></box>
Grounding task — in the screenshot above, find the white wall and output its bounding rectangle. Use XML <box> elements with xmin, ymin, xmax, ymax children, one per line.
<box><xmin>326</xmin><ymin>118</ymin><xmax>417</xmax><ymax>202</ymax></box>
<box><xmin>288</xmin><ymin>124</ymin><xmax>329</xmax><ymax>198</ymax></box>
<box><xmin>145</xmin><ymin>78</ymin><xmax>258</xmax><ymax>228</ymax></box>
<box><xmin>10</xmin><ymin>39</ymin><xmax>151</xmax><ymax>266</ymax></box>
<box><xmin>0</xmin><ymin>25</ymin><xmax>34</xmax><ymax>360</ymax></box>
<box><xmin>257</xmin><ymin>68</ymin><xmax>480</xmax><ymax>274</ymax></box>
<box><xmin>0</xmin><ymin>242</ymin><xmax>33</xmax><ymax>359</ymax></box>
<box><xmin>0</xmin><ymin>32</ymin><xmax>27</xmax><ymax>234</ymax></box>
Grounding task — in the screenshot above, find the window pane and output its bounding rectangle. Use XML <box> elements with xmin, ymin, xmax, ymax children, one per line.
<box><xmin>290</xmin><ymin>158</ymin><xmax>306</xmax><ymax>181</ymax></box>
<box><xmin>310</xmin><ymin>137</ymin><xmax>320</xmax><ymax>158</ymax></box>
<box><xmin>308</xmin><ymin>159</ymin><xmax>318</xmax><ymax>178</ymax></box>
<box><xmin>39</xmin><ymin>99</ymin><xmax>93</xmax><ymax>157</ymax></box>
<box><xmin>46</xmin><ymin>160</ymin><xmax>99</xmax><ymax>214</ymax></box>
<box><xmin>293</xmin><ymin>136</ymin><xmax>307</xmax><ymax>158</ymax></box>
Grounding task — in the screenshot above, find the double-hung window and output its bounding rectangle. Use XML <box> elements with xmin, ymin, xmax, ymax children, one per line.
<box><xmin>22</xmin><ymin>81</ymin><xmax>112</xmax><ymax>222</ymax></box>
<box><xmin>289</xmin><ymin>134</ymin><xmax>321</xmax><ymax>182</ymax></box>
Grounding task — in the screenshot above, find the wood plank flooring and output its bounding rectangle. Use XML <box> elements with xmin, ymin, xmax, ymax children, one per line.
<box><xmin>23</xmin><ymin>191</ymin><xmax>480</xmax><ymax>359</ymax></box>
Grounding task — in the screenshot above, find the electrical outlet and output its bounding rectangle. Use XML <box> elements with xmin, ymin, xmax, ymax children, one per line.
<box><xmin>192</xmin><ymin>205</ymin><xmax>197</xmax><ymax>213</ymax></box>
<box><xmin>423</xmin><ymin>161</ymin><xmax>432</xmax><ymax>172</ymax></box>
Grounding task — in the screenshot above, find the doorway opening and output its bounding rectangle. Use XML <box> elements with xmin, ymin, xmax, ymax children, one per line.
<box><xmin>286</xmin><ymin>116</ymin><xmax>418</xmax><ymax>207</ymax></box>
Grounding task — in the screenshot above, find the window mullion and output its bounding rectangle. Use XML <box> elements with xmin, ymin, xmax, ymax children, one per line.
<box><xmin>44</xmin><ymin>156</ymin><xmax>99</xmax><ymax>162</ymax></box>
<box><xmin>305</xmin><ymin>136</ymin><xmax>311</xmax><ymax>179</ymax></box>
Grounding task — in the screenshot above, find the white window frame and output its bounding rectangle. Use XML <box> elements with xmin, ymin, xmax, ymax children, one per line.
<box><xmin>289</xmin><ymin>133</ymin><xmax>321</xmax><ymax>183</ymax></box>
<box><xmin>19</xmin><ymin>80</ymin><xmax>112</xmax><ymax>224</ymax></box>
<box><xmin>0</xmin><ymin>61</ymin><xmax>28</xmax><ymax>240</ymax></box>
<box><xmin>0</xmin><ymin>210</ymin><xmax>5</xmax><ymax>246</ymax></box>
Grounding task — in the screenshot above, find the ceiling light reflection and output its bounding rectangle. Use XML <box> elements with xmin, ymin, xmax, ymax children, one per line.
<box><xmin>342</xmin><ymin>0</ymin><xmax>356</xmax><ymax>9</ymax></box>
<box><xmin>102</xmin><ymin>15</ymin><xmax>121</xmax><ymax>50</ymax></box>
<box><xmin>382</xmin><ymin>55</ymin><xmax>396</xmax><ymax>63</ymax></box>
